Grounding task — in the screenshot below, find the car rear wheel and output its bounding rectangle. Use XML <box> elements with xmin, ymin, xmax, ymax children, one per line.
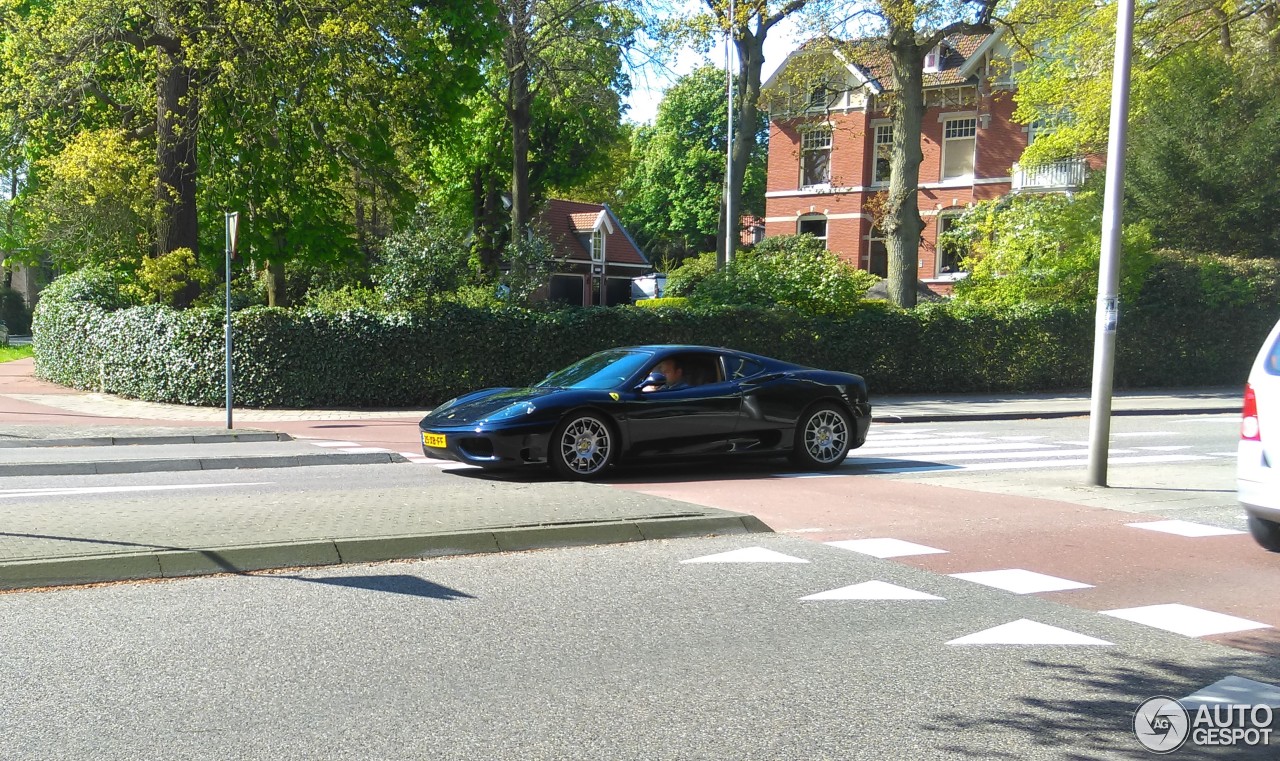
<box><xmin>1248</xmin><ymin>516</ymin><xmax>1280</xmax><ymax>553</ymax></box>
<box><xmin>791</xmin><ymin>402</ymin><xmax>853</xmax><ymax>471</ymax></box>
<box><xmin>550</xmin><ymin>412</ymin><xmax>616</xmax><ymax>480</ymax></box>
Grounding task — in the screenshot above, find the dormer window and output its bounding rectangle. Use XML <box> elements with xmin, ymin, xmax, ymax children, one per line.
<box><xmin>591</xmin><ymin>227</ymin><xmax>605</xmax><ymax>262</ymax></box>
<box><xmin>924</xmin><ymin>45</ymin><xmax>941</xmax><ymax>73</ymax></box>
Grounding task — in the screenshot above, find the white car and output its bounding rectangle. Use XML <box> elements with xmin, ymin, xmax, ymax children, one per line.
<box><xmin>1240</xmin><ymin>318</ymin><xmax>1280</xmax><ymax>551</ymax></box>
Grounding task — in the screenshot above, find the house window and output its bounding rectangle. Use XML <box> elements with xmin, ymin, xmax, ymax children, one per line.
<box><xmin>808</xmin><ymin>87</ymin><xmax>828</xmax><ymax>111</ymax></box>
<box><xmin>924</xmin><ymin>45</ymin><xmax>941</xmax><ymax>73</ymax></box>
<box><xmin>936</xmin><ymin>215</ymin><xmax>966</xmax><ymax>275</ymax></box>
<box><xmin>797</xmin><ymin>215</ymin><xmax>827</xmax><ymax>248</ymax></box>
<box><xmin>549</xmin><ymin>274</ymin><xmax>586</xmax><ymax>306</ymax></box>
<box><xmin>872</xmin><ymin>124</ymin><xmax>893</xmax><ymax>186</ymax></box>
<box><xmin>801</xmin><ymin>127</ymin><xmax>831</xmax><ymax>188</ymax></box>
<box><xmin>590</xmin><ymin>228</ymin><xmax>605</xmax><ymax>262</ymax></box>
<box><xmin>865</xmin><ymin>230</ymin><xmax>885</xmax><ymax>281</ymax></box>
<box><xmin>942</xmin><ymin>117</ymin><xmax>976</xmax><ymax>180</ymax></box>
<box><xmin>942</xmin><ymin>117</ymin><xmax>976</xmax><ymax>179</ymax></box>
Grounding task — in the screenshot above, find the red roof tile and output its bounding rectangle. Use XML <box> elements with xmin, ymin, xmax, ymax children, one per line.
<box><xmin>540</xmin><ymin>199</ymin><xmax>649</xmax><ymax>266</ymax></box>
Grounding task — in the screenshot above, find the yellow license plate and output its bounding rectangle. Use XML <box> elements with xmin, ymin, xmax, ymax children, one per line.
<box><xmin>422</xmin><ymin>432</ymin><xmax>446</xmax><ymax>448</ymax></box>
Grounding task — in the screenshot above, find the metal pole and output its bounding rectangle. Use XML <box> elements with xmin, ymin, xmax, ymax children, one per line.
<box><xmin>225</xmin><ymin>212</ymin><xmax>234</xmax><ymax>430</ymax></box>
<box><xmin>724</xmin><ymin>0</ymin><xmax>735</xmax><ymax>267</ymax></box>
<box><xmin>1087</xmin><ymin>0</ymin><xmax>1135</xmax><ymax>486</ymax></box>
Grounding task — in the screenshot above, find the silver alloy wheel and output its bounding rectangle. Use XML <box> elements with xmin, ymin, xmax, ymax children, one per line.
<box><xmin>803</xmin><ymin>409</ymin><xmax>849</xmax><ymax>464</ymax></box>
<box><xmin>559</xmin><ymin>416</ymin><xmax>612</xmax><ymax>475</ymax></box>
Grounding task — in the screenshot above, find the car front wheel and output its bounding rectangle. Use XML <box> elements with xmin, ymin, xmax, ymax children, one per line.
<box><xmin>1248</xmin><ymin>515</ymin><xmax>1280</xmax><ymax>553</ymax></box>
<box><xmin>550</xmin><ymin>412</ymin><xmax>616</xmax><ymax>480</ymax></box>
<box><xmin>791</xmin><ymin>402</ymin><xmax>853</xmax><ymax>471</ymax></box>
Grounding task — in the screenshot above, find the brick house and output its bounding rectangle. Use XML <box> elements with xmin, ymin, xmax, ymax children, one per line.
<box><xmin>761</xmin><ymin>29</ymin><xmax>1091</xmax><ymax>295</ymax></box>
<box><xmin>539</xmin><ymin>199</ymin><xmax>652</xmax><ymax>306</ymax></box>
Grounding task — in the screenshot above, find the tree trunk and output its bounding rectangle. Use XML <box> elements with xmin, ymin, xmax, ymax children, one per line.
<box><xmin>265</xmin><ymin>256</ymin><xmax>289</xmax><ymax>307</ymax></box>
<box><xmin>505</xmin><ymin>0</ymin><xmax>533</xmax><ymax>247</ymax></box>
<box><xmin>883</xmin><ymin>34</ymin><xmax>927</xmax><ymax>309</ymax></box>
<box><xmin>717</xmin><ymin>31</ymin><xmax>766</xmax><ymax>267</ymax></box>
<box><xmin>1211</xmin><ymin>7</ymin><xmax>1233</xmax><ymax>55</ymax></box>
<box><xmin>1263</xmin><ymin>2</ymin><xmax>1279</xmax><ymax>60</ymax></box>
<box><xmin>155</xmin><ymin>50</ymin><xmax>199</xmax><ymax>259</ymax></box>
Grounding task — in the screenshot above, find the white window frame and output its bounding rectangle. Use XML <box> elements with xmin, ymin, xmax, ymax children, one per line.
<box><xmin>797</xmin><ymin>214</ymin><xmax>828</xmax><ymax>248</ymax></box>
<box><xmin>935</xmin><ymin>213</ymin><xmax>965</xmax><ymax>277</ymax></box>
<box><xmin>590</xmin><ymin>227</ymin><xmax>605</xmax><ymax>262</ymax></box>
<box><xmin>800</xmin><ymin>126</ymin><xmax>832</xmax><ymax>188</ymax></box>
<box><xmin>941</xmin><ymin>115</ymin><xmax>977</xmax><ymax>181</ymax></box>
<box><xmin>864</xmin><ymin>226</ymin><xmax>888</xmax><ymax>278</ymax></box>
<box><xmin>923</xmin><ymin>45</ymin><xmax>941</xmax><ymax>73</ymax></box>
<box><xmin>871</xmin><ymin>122</ymin><xmax>893</xmax><ymax>186</ymax></box>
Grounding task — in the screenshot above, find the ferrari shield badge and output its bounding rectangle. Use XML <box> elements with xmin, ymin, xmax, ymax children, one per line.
<box><xmin>609</xmin><ymin>392</ymin><xmax>620</xmax><ymax>401</ymax></box>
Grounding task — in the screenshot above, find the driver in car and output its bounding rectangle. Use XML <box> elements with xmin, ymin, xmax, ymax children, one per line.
<box><xmin>641</xmin><ymin>358</ymin><xmax>688</xmax><ymax>393</ymax></box>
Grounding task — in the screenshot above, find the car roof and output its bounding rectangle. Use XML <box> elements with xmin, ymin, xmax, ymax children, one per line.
<box><xmin>610</xmin><ymin>345</ymin><xmax>804</xmax><ymax>369</ymax></box>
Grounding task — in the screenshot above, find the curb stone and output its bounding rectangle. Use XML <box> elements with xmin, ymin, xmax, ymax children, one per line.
<box><xmin>0</xmin><ymin>451</ymin><xmax>404</xmax><ymax>478</ymax></box>
<box><xmin>0</xmin><ymin>514</ymin><xmax>772</xmax><ymax>591</ymax></box>
<box><xmin>0</xmin><ymin>432</ymin><xmax>291</xmax><ymax>449</ymax></box>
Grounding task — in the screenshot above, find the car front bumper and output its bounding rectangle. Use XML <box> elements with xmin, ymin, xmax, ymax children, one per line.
<box><xmin>419</xmin><ymin>422</ymin><xmax>552</xmax><ymax>469</ymax></box>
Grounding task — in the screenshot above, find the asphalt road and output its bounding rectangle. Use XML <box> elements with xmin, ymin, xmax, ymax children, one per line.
<box><xmin>2</xmin><ymin>533</ymin><xmax>1277</xmax><ymax>761</ymax></box>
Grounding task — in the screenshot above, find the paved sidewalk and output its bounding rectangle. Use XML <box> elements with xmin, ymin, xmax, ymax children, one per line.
<box><xmin>0</xmin><ymin>356</ymin><xmax>1244</xmax><ymax>590</ymax></box>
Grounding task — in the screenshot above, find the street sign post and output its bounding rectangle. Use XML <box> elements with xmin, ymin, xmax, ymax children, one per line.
<box><xmin>225</xmin><ymin>212</ymin><xmax>239</xmax><ymax>430</ymax></box>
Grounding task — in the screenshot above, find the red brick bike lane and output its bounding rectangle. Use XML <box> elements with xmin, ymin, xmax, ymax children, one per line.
<box><xmin>609</xmin><ymin>473</ymin><xmax>1280</xmax><ymax>656</ymax></box>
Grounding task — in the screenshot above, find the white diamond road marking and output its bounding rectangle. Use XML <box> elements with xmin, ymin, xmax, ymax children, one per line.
<box><xmin>950</xmin><ymin>569</ymin><xmax>1093</xmax><ymax>594</ymax></box>
<box><xmin>1102</xmin><ymin>604</ymin><xmax>1271</xmax><ymax>638</ymax></box>
<box><xmin>681</xmin><ymin>547</ymin><xmax>810</xmax><ymax>564</ymax></box>
<box><xmin>801</xmin><ymin>581</ymin><xmax>943</xmax><ymax>601</ymax></box>
<box><xmin>1181</xmin><ymin>676</ymin><xmax>1280</xmax><ymax>709</ymax></box>
<box><xmin>946</xmin><ymin>619</ymin><xmax>1112</xmax><ymax>646</ymax></box>
<box><xmin>1126</xmin><ymin>520</ymin><xmax>1246</xmax><ymax>538</ymax></box>
<box><xmin>825</xmin><ymin>538</ymin><xmax>948</xmax><ymax>559</ymax></box>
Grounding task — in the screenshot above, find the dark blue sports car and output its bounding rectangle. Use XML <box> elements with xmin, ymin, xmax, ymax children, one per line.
<box><xmin>418</xmin><ymin>345</ymin><xmax>871</xmax><ymax>480</ymax></box>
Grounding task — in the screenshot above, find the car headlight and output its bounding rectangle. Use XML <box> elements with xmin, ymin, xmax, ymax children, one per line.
<box><xmin>485</xmin><ymin>403</ymin><xmax>537</xmax><ymax>421</ymax></box>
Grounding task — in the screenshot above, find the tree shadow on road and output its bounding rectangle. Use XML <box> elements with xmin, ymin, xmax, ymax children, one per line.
<box><xmin>924</xmin><ymin>652</ymin><xmax>1280</xmax><ymax>759</ymax></box>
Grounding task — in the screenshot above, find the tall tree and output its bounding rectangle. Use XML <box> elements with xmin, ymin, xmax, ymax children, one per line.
<box><xmin>493</xmin><ymin>0</ymin><xmax>637</xmax><ymax>253</ymax></box>
<box><xmin>675</xmin><ymin>0</ymin><xmax>814</xmax><ymax>266</ymax></box>
<box><xmin>620</xmin><ymin>66</ymin><xmax>766</xmax><ymax>262</ymax></box>
<box><xmin>0</xmin><ymin>0</ymin><xmax>497</xmax><ymax>303</ymax></box>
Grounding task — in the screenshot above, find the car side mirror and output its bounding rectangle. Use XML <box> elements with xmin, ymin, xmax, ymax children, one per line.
<box><xmin>636</xmin><ymin>371</ymin><xmax>666</xmax><ymax>391</ymax></box>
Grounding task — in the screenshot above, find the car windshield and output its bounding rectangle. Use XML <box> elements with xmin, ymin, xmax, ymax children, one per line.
<box><xmin>536</xmin><ymin>350</ymin><xmax>653</xmax><ymax>390</ymax></box>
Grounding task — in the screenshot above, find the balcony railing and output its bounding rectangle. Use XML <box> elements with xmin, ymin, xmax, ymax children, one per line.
<box><xmin>1012</xmin><ymin>158</ymin><xmax>1087</xmax><ymax>192</ymax></box>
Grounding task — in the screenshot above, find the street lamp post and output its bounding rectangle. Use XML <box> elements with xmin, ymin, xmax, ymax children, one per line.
<box><xmin>724</xmin><ymin>0</ymin><xmax>736</xmax><ymax>268</ymax></box>
<box><xmin>225</xmin><ymin>212</ymin><xmax>239</xmax><ymax>430</ymax></box>
<box><xmin>1086</xmin><ymin>0</ymin><xmax>1136</xmax><ymax>486</ymax></box>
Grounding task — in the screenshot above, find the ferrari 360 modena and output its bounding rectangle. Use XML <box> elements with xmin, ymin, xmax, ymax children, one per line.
<box><xmin>418</xmin><ymin>345</ymin><xmax>872</xmax><ymax>480</ymax></box>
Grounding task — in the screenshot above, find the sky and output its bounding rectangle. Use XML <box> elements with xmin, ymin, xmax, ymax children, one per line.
<box><xmin>622</xmin><ymin>14</ymin><xmax>806</xmax><ymax>125</ymax></box>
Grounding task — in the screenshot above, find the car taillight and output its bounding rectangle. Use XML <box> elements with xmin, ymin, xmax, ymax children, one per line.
<box><xmin>1242</xmin><ymin>383</ymin><xmax>1261</xmax><ymax>441</ymax></box>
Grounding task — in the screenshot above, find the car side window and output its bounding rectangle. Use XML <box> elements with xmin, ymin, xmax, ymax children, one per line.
<box><xmin>679</xmin><ymin>353</ymin><xmax>724</xmax><ymax>387</ymax></box>
<box><xmin>725</xmin><ymin>357</ymin><xmax>763</xmax><ymax>380</ymax></box>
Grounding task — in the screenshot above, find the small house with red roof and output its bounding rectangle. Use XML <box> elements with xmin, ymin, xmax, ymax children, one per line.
<box><xmin>539</xmin><ymin>199</ymin><xmax>651</xmax><ymax>306</ymax></box>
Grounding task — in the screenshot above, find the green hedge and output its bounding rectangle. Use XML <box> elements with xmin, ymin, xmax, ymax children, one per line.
<box><xmin>32</xmin><ymin>261</ymin><xmax>1279</xmax><ymax>408</ymax></box>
